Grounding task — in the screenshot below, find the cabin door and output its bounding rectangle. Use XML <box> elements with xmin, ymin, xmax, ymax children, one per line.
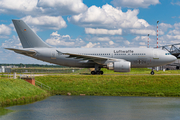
<box><xmin>153</xmin><ymin>50</ymin><xmax>159</xmax><ymax>59</ymax></box>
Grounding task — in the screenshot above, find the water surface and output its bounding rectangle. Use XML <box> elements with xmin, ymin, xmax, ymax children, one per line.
<box><xmin>1</xmin><ymin>96</ymin><xmax>180</xmax><ymax>120</ymax></box>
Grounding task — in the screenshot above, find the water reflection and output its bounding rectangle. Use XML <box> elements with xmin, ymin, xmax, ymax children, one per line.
<box><xmin>0</xmin><ymin>108</ymin><xmax>13</xmax><ymax>116</ymax></box>
<box><xmin>1</xmin><ymin>96</ymin><xmax>180</xmax><ymax>120</ymax></box>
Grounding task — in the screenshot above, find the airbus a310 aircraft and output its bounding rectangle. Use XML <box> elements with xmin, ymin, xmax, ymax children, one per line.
<box><xmin>5</xmin><ymin>20</ymin><xmax>177</xmax><ymax>75</ymax></box>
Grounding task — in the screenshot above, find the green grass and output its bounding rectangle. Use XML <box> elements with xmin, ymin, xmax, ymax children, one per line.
<box><xmin>1</xmin><ymin>68</ymin><xmax>180</xmax><ymax>106</ymax></box>
<box><xmin>0</xmin><ymin>78</ymin><xmax>49</xmax><ymax>107</ymax></box>
<box><xmin>101</xmin><ymin>68</ymin><xmax>150</xmax><ymax>74</ymax></box>
<box><xmin>1</xmin><ymin>70</ymin><xmax>180</xmax><ymax>116</ymax></box>
<box><xmin>75</xmin><ymin>68</ymin><xmax>91</xmax><ymax>74</ymax></box>
<box><xmin>35</xmin><ymin>75</ymin><xmax>180</xmax><ymax>97</ymax></box>
<box><xmin>101</xmin><ymin>68</ymin><xmax>180</xmax><ymax>74</ymax></box>
<box><xmin>73</xmin><ymin>68</ymin><xmax>180</xmax><ymax>75</ymax></box>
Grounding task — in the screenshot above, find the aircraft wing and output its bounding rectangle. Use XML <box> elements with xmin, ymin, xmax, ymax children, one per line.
<box><xmin>57</xmin><ymin>50</ymin><xmax>117</xmax><ymax>60</ymax></box>
<box><xmin>56</xmin><ymin>50</ymin><xmax>125</xmax><ymax>65</ymax></box>
<box><xmin>5</xmin><ymin>48</ymin><xmax>36</xmax><ymax>56</ymax></box>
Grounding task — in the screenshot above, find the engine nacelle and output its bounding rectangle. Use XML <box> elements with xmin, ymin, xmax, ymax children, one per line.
<box><xmin>107</xmin><ymin>61</ymin><xmax>131</xmax><ymax>72</ymax></box>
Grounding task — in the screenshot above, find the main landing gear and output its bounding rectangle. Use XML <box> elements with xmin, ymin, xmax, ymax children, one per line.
<box><xmin>91</xmin><ymin>64</ymin><xmax>103</xmax><ymax>75</ymax></box>
<box><xmin>91</xmin><ymin>71</ymin><xmax>103</xmax><ymax>75</ymax></box>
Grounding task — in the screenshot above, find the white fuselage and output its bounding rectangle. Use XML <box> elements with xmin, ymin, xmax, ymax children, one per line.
<box><xmin>8</xmin><ymin>20</ymin><xmax>177</xmax><ymax>74</ymax></box>
<box><xmin>25</xmin><ymin>47</ymin><xmax>176</xmax><ymax>68</ymax></box>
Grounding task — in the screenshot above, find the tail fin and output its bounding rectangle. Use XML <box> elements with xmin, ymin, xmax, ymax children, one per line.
<box><xmin>12</xmin><ymin>20</ymin><xmax>51</xmax><ymax>48</ymax></box>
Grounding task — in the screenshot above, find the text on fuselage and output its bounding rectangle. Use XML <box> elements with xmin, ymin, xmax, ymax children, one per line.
<box><xmin>114</xmin><ymin>50</ymin><xmax>134</xmax><ymax>54</ymax></box>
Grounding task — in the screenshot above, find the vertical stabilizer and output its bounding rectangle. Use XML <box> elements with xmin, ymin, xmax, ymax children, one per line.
<box><xmin>12</xmin><ymin>20</ymin><xmax>51</xmax><ymax>48</ymax></box>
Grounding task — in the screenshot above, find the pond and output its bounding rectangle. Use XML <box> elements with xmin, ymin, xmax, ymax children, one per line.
<box><xmin>1</xmin><ymin>96</ymin><xmax>180</xmax><ymax>120</ymax></box>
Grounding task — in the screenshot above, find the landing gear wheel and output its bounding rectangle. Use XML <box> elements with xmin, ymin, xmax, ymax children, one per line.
<box><xmin>176</xmin><ymin>66</ymin><xmax>180</xmax><ymax>70</ymax></box>
<box><xmin>91</xmin><ymin>71</ymin><xmax>103</xmax><ymax>75</ymax></box>
<box><xmin>150</xmin><ymin>71</ymin><xmax>154</xmax><ymax>75</ymax></box>
<box><xmin>91</xmin><ymin>71</ymin><xmax>96</xmax><ymax>75</ymax></box>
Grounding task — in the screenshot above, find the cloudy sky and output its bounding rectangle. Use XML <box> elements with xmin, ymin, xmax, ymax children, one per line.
<box><xmin>0</xmin><ymin>0</ymin><xmax>180</xmax><ymax>64</ymax></box>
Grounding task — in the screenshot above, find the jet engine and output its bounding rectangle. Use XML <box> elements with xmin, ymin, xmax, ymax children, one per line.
<box><xmin>107</xmin><ymin>61</ymin><xmax>131</xmax><ymax>72</ymax></box>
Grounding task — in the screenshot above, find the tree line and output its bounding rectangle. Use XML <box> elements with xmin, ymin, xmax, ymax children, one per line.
<box><xmin>0</xmin><ymin>64</ymin><xmax>66</xmax><ymax>68</ymax></box>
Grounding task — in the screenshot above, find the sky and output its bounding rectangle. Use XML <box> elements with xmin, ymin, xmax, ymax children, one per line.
<box><xmin>0</xmin><ymin>0</ymin><xmax>180</xmax><ymax>64</ymax></box>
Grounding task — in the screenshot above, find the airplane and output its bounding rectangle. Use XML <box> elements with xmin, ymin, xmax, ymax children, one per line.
<box><xmin>5</xmin><ymin>20</ymin><xmax>177</xmax><ymax>75</ymax></box>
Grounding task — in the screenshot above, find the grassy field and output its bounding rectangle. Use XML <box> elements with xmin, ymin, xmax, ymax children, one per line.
<box><xmin>1</xmin><ymin>68</ymin><xmax>180</xmax><ymax>112</ymax></box>
<box><xmin>35</xmin><ymin>74</ymin><xmax>180</xmax><ymax>97</ymax></box>
<box><xmin>0</xmin><ymin>78</ymin><xmax>49</xmax><ymax>107</ymax></box>
<box><xmin>101</xmin><ymin>68</ymin><xmax>180</xmax><ymax>74</ymax></box>
<box><xmin>1</xmin><ymin>69</ymin><xmax>180</xmax><ymax>116</ymax></box>
<box><xmin>76</xmin><ymin>68</ymin><xmax>180</xmax><ymax>75</ymax></box>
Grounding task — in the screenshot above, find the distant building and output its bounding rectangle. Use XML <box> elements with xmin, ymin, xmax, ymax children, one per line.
<box><xmin>0</xmin><ymin>65</ymin><xmax>19</xmax><ymax>73</ymax></box>
<box><xmin>1</xmin><ymin>66</ymin><xmax>5</xmax><ymax>73</ymax></box>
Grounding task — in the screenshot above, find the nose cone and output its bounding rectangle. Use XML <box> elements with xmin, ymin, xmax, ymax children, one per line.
<box><xmin>169</xmin><ymin>55</ymin><xmax>177</xmax><ymax>62</ymax></box>
<box><xmin>159</xmin><ymin>51</ymin><xmax>177</xmax><ymax>65</ymax></box>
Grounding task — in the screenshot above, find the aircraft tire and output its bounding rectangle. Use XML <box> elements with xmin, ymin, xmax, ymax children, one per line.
<box><xmin>176</xmin><ymin>66</ymin><xmax>180</xmax><ymax>70</ymax></box>
<box><xmin>91</xmin><ymin>71</ymin><xmax>103</xmax><ymax>75</ymax></box>
<box><xmin>91</xmin><ymin>71</ymin><xmax>96</xmax><ymax>75</ymax></box>
<box><xmin>150</xmin><ymin>71</ymin><xmax>154</xmax><ymax>75</ymax></box>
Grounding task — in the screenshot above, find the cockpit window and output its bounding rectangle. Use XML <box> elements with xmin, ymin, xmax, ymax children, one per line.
<box><xmin>165</xmin><ymin>53</ymin><xmax>171</xmax><ymax>55</ymax></box>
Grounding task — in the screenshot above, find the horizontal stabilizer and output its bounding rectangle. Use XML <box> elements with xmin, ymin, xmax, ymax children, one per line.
<box><xmin>5</xmin><ymin>48</ymin><xmax>36</xmax><ymax>56</ymax></box>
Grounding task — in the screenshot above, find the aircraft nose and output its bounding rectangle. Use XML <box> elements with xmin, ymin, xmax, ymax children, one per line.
<box><xmin>169</xmin><ymin>55</ymin><xmax>177</xmax><ymax>62</ymax></box>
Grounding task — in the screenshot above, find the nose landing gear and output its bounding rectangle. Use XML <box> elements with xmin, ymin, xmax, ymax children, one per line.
<box><xmin>150</xmin><ymin>67</ymin><xmax>155</xmax><ymax>75</ymax></box>
<box><xmin>150</xmin><ymin>71</ymin><xmax>154</xmax><ymax>75</ymax></box>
